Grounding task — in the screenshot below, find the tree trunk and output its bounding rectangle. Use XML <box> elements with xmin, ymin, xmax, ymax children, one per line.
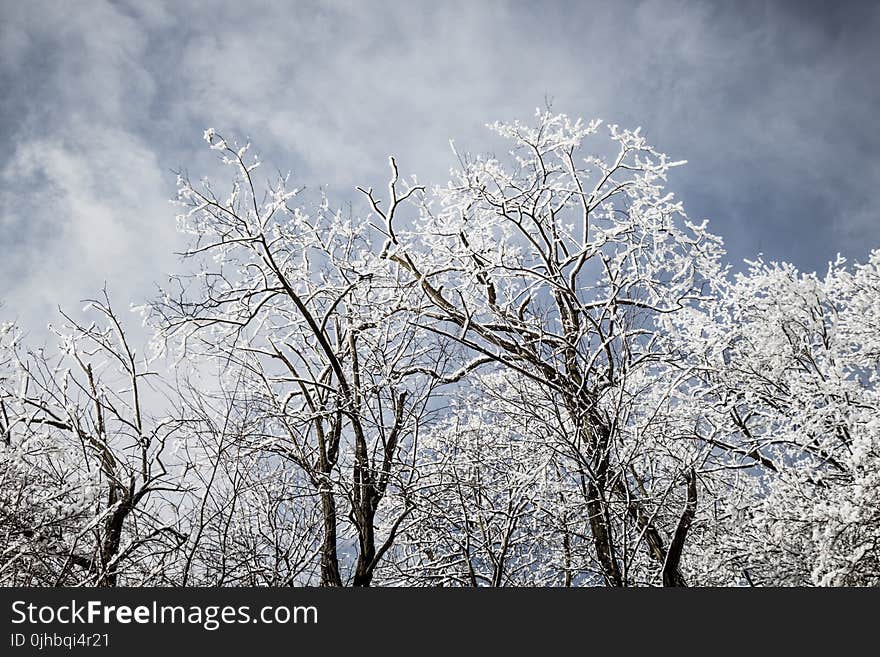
<box><xmin>319</xmin><ymin>486</ymin><xmax>342</xmax><ymax>586</ymax></box>
<box><xmin>352</xmin><ymin>507</ymin><xmax>376</xmax><ymax>587</ymax></box>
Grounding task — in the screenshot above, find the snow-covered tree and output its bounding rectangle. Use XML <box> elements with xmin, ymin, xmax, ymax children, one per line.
<box><xmin>146</xmin><ymin>132</ymin><xmax>459</xmax><ymax>585</ymax></box>
<box><xmin>0</xmin><ymin>296</ymin><xmax>187</xmax><ymax>585</ymax></box>
<box><xmin>3</xmin><ymin>110</ymin><xmax>877</xmax><ymax>588</ymax></box>
<box><xmin>669</xmin><ymin>251</ymin><xmax>880</xmax><ymax>586</ymax></box>
<box><xmin>366</xmin><ymin>110</ymin><xmax>726</xmax><ymax>585</ymax></box>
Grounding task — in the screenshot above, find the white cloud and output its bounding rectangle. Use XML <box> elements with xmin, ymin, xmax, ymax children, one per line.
<box><xmin>1</xmin><ymin>125</ymin><xmax>177</xmax><ymax>335</ymax></box>
<box><xmin>1</xmin><ymin>0</ymin><xmax>879</xmax><ymax>335</ymax></box>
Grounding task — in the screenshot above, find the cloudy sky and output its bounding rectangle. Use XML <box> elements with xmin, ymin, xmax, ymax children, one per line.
<box><xmin>2</xmin><ymin>0</ymin><xmax>879</xmax><ymax>335</ymax></box>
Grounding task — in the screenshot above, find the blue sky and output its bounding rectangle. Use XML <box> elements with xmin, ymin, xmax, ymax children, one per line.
<box><xmin>2</xmin><ymin>0</ymin><xmax>878</xmax><ymax>333</ymax></box>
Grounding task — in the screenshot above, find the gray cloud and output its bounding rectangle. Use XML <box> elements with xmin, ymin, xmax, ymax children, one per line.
<box><xmin>2</xmin><ymin>0</ymin><xmax>878</xmax><ymax>335</ymax></box>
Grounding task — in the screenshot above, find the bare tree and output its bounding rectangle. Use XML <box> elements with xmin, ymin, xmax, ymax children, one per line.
<box><xmin>147</xmin><ymin>133</ymin><xmax>457</xmax><ymax>585</ymax></box>
<box><xmin>0</xmin><ymin>294</ymin><xmax>187</xmax><ymax>585</ymax></box>
<box><xmin>4</xmin><ymin>111</ymin><xmax>877</xmax><ymax>589</ymax></box>
<box><xmin>361</xmin><ymin>111</ymin><xmax>725</xmax><ymax>585</ymax></box>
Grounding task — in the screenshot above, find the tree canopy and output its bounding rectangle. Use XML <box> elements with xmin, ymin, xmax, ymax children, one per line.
<box><xmin>2</xmin><ymin>111</ymin><xmax>877</xmax><ymax>587</ymax></box>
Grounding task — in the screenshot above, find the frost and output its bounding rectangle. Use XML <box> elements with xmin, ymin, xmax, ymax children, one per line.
<box><xmin>2</xmin><ymin>112</ymin><xmax>879</xmax><ymax>587</ymax></box>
